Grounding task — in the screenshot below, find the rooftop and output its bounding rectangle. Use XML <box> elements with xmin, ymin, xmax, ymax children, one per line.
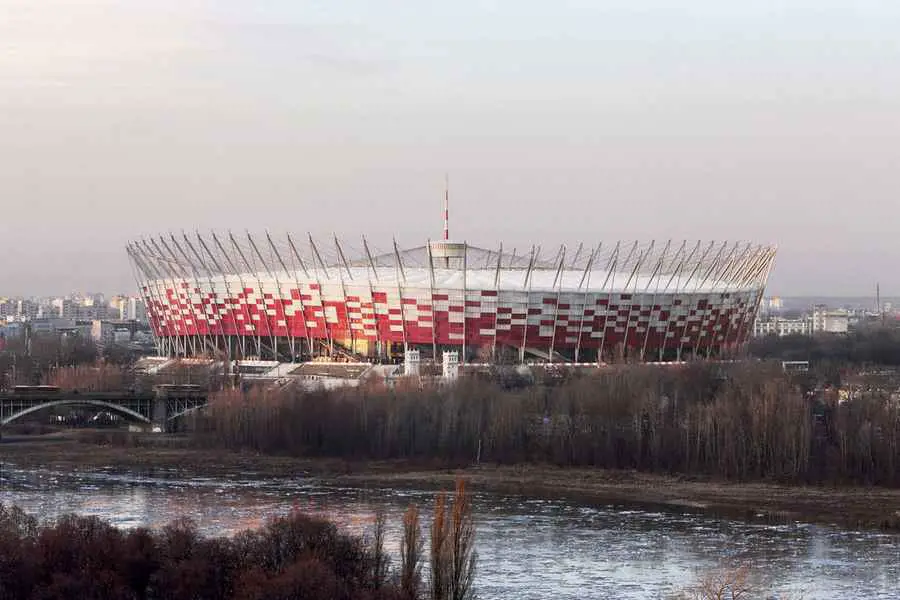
<box><xmin>129</xmin><ymin>235</ymin><xmax>776</xmax><ymax>293</ymax></box>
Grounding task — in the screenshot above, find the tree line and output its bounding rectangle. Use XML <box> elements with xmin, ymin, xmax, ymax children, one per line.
<box><xmin>0</xmin><ymin>333</ymin><xmax>145</xmax><ymax>390</ymax></box>
<box><xmin>748</xmin><ymin>324</ymin><xmax>900</xmax><ymax>366</ymax></box>
<box><xmin>0</xmin><ymin>479</ymin><xmax>476</xmax><ymax>600</ymax></box>
<box><xmin>187</xmin><ymin>361</ymin><xmax>900</xmax><ymax>486</ymax></box>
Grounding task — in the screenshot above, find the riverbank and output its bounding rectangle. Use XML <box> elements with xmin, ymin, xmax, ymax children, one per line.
<box><xmin>2</xmin><ymin>431</ymin><xmax>899</xmax><ymax>532</ymax></box>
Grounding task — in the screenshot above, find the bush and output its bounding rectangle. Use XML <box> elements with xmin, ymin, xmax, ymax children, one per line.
<box><xmin>0</xmin><ymin>505</ymin><xmax>406</xmax><ymax>600</ymax></box>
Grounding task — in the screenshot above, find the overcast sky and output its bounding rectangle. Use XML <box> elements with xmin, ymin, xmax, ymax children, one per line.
<box><xmin>1</xmin><ymin>1</ymin><xmax>899</xmax><ymax>296</ymax></box>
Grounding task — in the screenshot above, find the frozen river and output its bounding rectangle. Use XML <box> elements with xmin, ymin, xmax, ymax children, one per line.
<box><xmin>1</xmin><ymin>463</ymin><xmax>897</xmax><ymax>599</ymax></box>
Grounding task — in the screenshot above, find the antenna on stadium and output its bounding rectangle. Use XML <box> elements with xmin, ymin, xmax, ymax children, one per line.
<box><xmin>443</xmin><ymin>173</ymin><xmax>450</xmax><ymax>241</ymax></box>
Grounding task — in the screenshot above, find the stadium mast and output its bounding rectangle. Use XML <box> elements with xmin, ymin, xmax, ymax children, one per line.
<box><xmin>443</xmin><ymin>173</ymin><xmax>450</xmax><ymax>241</ymax></box>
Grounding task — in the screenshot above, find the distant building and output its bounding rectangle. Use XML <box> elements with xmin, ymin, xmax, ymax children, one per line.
<box><xmin>782</xmin><ymin>360</ymin><xmax>809</xmax><ymax>373</ymax></box>
<box><xmin>113</xmin><ymin>329</ymin><xmax>132</xmax><ymax>344</ymax></box>
<box><xmin>1</xmin><ymin>321</ymin><xmax>25</xmax><ymax>338</ymax></box>
<box><xmin>754</xmin><ymin>317</ymin><xmax>811</xmax><ymax>337</ymax></box>
<box><xmin>109</xmin><ymin>295</ymin><xmax>147</xmax><ymax>323</ymax></box>
<box><xmin>754</xmin><ymin>306</ymin><xmax>850</xmax><ymax>337</ymax></box>
<box><xmin>90</xmin><ymin>320</ymin><xmax>137</xmax><ymax>345</ymax></box>
<box><xmin>51</xmin><ymin>298</ymin><xmax>70</xmax><ymax>318</ymax></box>
<box><xmin>125</xmin><ymin>297</ymin><xmax>147</xmax><ymax>322</ymax></box>
<box><xmin>811</xmin><ymin>308</ymin><xmax>849</xmax><ymax>334</ymax></box>
<box><xmin>30</xmin><ymin>318</ymin><xmax>77</xmax><ymax>335</ymax></box>
<box><xmin>91</xmin><ymin>320</ymin><xmax>115</xmax><ymax>344</ymax></box>
<box><xmin>760</xmin><ymin>296</ymin><xmax>783</xmax><ymax>314</ymax></box>
<box><xmin>17</xmin><ymin>299</ymin><xmax>39</xmax><ymax>319</ymax></box>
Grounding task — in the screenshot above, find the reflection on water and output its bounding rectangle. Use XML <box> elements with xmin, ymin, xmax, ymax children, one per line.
<box><xmin>1</xmin><ymin>464</ymin><xmax>897</xmax><ymax>599</ymax></box>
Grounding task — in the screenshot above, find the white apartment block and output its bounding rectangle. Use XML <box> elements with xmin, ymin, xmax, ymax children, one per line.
<box><xmin>754</xmin><ymin>308</ymin><xmax>849</xmax><ymax>337</ymax></box>
<box><xmin>754</xmin><ymin>317</ymin><xmax>811</xmax><ymax>337</ymax></box>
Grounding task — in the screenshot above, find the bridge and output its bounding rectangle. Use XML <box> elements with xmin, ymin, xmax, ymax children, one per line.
<box><xmin>0</xmin><ymin>385</ymin><xmax>209</xmax><ymax>432</ymax></box>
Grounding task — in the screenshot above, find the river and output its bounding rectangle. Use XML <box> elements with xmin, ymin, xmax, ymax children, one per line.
<box><xmin>0</xmin><ymin>463</ymin><xmax>897</xmax><ymax>599</ymax></box>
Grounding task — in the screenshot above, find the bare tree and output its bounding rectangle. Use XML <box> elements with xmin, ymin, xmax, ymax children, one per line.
<box><xmin>430</xmin><ymin>492</ymin><xmax>450</xmax><ymax>600</ymax></box>
<box><xmin>371</xmin><ymin>509</ymin><xmax>388</xmax><ymax>589</ymax></box>
<box><xmin>400</xmin><ymin>504</ymin><xmax>424</xmax><ymax>600</ymax></box>
<box><xmin>682</xmin><ymin>564</ymin><xmax>753</xmax><ymax>600</ymax></box>
<box><xmin>449</xmin><ymin>479</ymin><xmax>477</xmax><ymax>600</ymax></box>
<box><xmin>188</xmin><ymin>361</ymin><xmax>900</xmax><ymax>488</ymax></box>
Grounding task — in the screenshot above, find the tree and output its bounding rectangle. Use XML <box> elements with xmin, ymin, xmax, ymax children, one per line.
<box><xmin>400</xmin><ymin>505</ymin><xmax>423</xmax><ymax>600</ymax></box>
<box><xmin>430</xmin><ymin>492</ymin><xmax>450</xmax><ymax>600</ymax></box>
<box><xmin>448</xmin><ymin>479</ymin><xmax>477</xmax><ymax>600</ymax></box>
<box><xmin>430</xmin><ymin>479</ymin><xmax>477</xmax><ymax>600</ymax></box>
<box><xmin>371</xmin><ymin>509</ymin><xmax>389</xmax><ymax>590</ymax></box>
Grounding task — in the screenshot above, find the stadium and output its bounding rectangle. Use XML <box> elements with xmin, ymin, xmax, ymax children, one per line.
<box><xmin>127</xmin><ymin>226</ymin><xmax>775</xmax><ymax>366</ymax></box>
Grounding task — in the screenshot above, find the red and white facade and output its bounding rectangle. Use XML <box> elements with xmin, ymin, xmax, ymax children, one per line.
<box><xmin>127</xmin><ymin>235</ymin><xmax>776</xmax><ymax>363</ymax></box>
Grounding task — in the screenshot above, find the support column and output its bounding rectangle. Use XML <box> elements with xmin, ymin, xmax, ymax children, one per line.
<box><xmin>462</xmin><ymin>241</ymin><xmax>468</xmax><ymax>363</ymax></box>
<box><xmin>363</xmin><ymin>236</ymin><xmax>383</xmax><ymax>361</ymax></box>
<box><xmin>519</xmin><ymin>246</ymin><xmax>537</xmax><ymax>363</ymax></box>
<box><xmin>574</xmin><ymin>243</ymin><xmax>599</xmax><ymax>363</ymax></box>
<box><xmin>142</xmin><ymin>239</ymin><xmax>181</xmax><ymax>357</ymax></box>
<box><xmin>170</xmin><ymin>234</ymin><xmax>216</xmax><ymax>357</ymax></box>
<box><xmin>183</xmin><ymin>233</ymin><xmax>224</xmax><ymax>358</ymax></box>
<box><xmin>199</xmin><ymin>233</ymin><xmax>245</xmax><ymax>360</ymax></box>
<box><xmin>393</xmin><ymin>239</ymin><xmax>408</xmax><ymax>353</ymax></box>
<box><xmin>658</xmin><ymin>241</ymin><xmax>699</xmax><ymax>361</ymax></box>
<box><xmin>621</xmin><ymin>242</ymin><xmax>654</xmax><ymax>358</ymax></box>
<box><xmin>127</xmin><ymin>244</ymin><xmax>165</xmax><ymax>357</ymax></box>
<box><xmin>677</xmin><ymin>241</ymin><xmax>726</xmax><ymax>361</ymax></box>
<box><xmin>152</xmin><ymin>388</ymin><xmax>168</xmax><ymax>433</ymax></box>
<box><xmin>286</xmin><ymin>233</ymin><xmax>314</xmax><ymax>359</ymax></box>
<box><xmin>597</xmin><ymin>242</ymin><xmax>622</xmax><ymax>364</ymax></box>
<box><xmin>491</xmin><ymin>243</ymin><xmax>503</xmax><ymax>361</ymax></box>
<box><xmin>310</xmin><ymin>235</ymin><xmax>334</xmax><ymax>357</ymax></box>
<box><xmin>548</xmin><ymin>246</ymin><xmax>566</xmax><ymax>363</ymax></box>
<box><xmin>638</xmin><ymin>240</ymin><xmax>674</xmax><ymax>361</ymax></box>
<box><xmin>214</xmin><ymin>232</ymin><xmax>255</xmax><ymax>358</ymax></box>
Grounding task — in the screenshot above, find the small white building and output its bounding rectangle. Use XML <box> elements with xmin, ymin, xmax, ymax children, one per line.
<box><xmin>442</xmin><ymin>351</ymin><xmax>460</xmax><ymax>380</ymax></box>
<box><xmin>404</xmin><ymin>349</ymin><xmax>421</xmax><ymax>377</ymax></box>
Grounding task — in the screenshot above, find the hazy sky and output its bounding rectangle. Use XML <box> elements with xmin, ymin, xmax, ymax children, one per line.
<box><xmin>2</xmin><ymin>1</ymin><xmax>899</xmax><ymax>296</ymax></box>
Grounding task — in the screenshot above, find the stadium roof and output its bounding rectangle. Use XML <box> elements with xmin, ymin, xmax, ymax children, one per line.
<box><xmin>127</xmin><ymin>233</ymin><xmax>775</xmax><ymax>293</ymax></box>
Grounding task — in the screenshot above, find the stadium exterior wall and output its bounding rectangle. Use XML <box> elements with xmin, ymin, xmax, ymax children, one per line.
<box><xmin>127</xmin><ymin>235</ymin><xmax>776</xmax><ymax>363</ymax></box>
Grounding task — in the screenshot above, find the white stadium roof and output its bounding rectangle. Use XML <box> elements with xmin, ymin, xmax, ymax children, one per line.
<box><xmin>128</xmin><ymin>234</ymin><xmax>776</xmax><ymax>293</ymax></box>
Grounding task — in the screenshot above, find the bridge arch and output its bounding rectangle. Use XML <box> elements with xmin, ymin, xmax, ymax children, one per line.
<box><xmin>1</xmin><ymin>399</ymin><xmax>152</xmax><ymax>427</ymax></box>
<box><xmin>166</xmin><ymin>405</ymin><xmax>207</xmax><ymax>422</ymax></box>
